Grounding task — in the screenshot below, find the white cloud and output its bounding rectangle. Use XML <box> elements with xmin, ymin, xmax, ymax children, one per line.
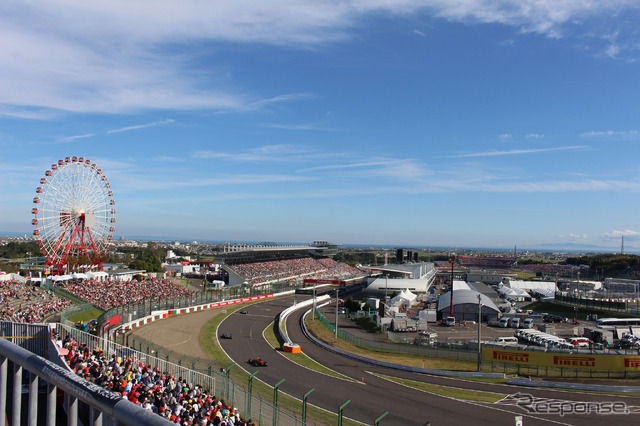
<box><xmin>117</xmin><ymin>173</ymin><xmax>313</xmax><ymax>191</ymax></box>
<box><xmin>107</xmin><ymin>119</ymin><xmax>175</xmax><ymax>134</ymax></box>
<box><xmin>414</xmin><ymin>29</ymin><xmax>426</xmax><ymax>37</ymax></box>
<box><xmin>193</xmin><ymin>144</ymin><xmax>319</xmax><ymax>162</ymax></box>
<box><xmin>567</xmin><ymin>233</ymin><xmax>587</xmax><ymax>240</ymax></box>
<box><xmin>580</xmin><ymin>130</ymin><xmax>639</xmax><ymax>139</ymax></box>
<box><xmin>498</xmin><ymin>133</ymin><xmax>512</xmax><ymax>140</ymax></box>
<box><xmin>261</xmin><ymin>122</ymin><xmax>332</xmax><ymax>131</ymax></box>
<box><xmin>602</xmin><ymin>229</ymin><xmax>640</xmax><ymax>239</ymax></box>
<box><xmin>446</xmin><ymin>145</ymin><xmax>586</xmax><ymax>158</ymax></box>
<box><xmin>58</xmin><ymin>133</ymin><xmax>96</xmax><ymax>143</ymax></box>
<box><xmin>525</xmin><ymin>133</ymin><xmax>544</xmax><ymax>139</ymax></box>
<box><xmin>1</xmin><ymin>1</ymin><xmax>637</xmax><ymax>116</ymax></box>
<box><xmin>312</xmin><ymin>159</ymin><xmax>429</xmax><ymax>181</ymax></box>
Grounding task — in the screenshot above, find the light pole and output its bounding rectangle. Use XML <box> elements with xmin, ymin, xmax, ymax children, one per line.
<box><xmin>477</xmin><ymin>293</ymin><xmax>482</xmax><ymax>372</ymax></box>
<box><xmin>335</xmin><ymin>289</ymin><xmax>339</xmax><ymax>342</ymax></box>
<box><xmin>385</xmin><ymin>275</ymin><xmax>388</xmax><ymax>300</ymax></box>
<box><xmin>448</xmin><ymin>254</ymin><xmax>456</xmax><ymax>317</ymax></box>
<box><xmin>312</xmin><ymin>286</ymin><xmax>316</xmax><ymax>322</ymax></box>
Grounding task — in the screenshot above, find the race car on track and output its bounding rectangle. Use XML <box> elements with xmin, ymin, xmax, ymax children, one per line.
<box><xmin>220</xmin><ymin>333</ymin><xmax>232</xmax><ymax>339</ymax></box>
<box><xmin>248</xmin><ymin>358</ymin><xmax>268</xmax><ymax>367</ymax></box>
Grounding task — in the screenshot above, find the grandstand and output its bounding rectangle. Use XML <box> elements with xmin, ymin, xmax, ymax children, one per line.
<box><xmin>457</xmin><ymin>255</ymin><xmax>516</xmax><ymax>269</ymax></box>
<box><xmin>0</xmin><ymin>278</ymin><xmax>71</xmax><ymax>323</ymax></box>
<box><xmin>518</xmin><ymin>263</ymin><xmax>587</xmax><ymax>277</ymax></box>
<box><xmin>218</xmin><ymin>242</ymin><xmax>361</xmax><ymax>286</ymax></box>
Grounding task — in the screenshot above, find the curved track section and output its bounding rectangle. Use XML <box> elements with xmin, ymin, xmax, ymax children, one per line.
<box><xmin>220</xmin><ymin>295</ymin><xmax>640</xmax><ymax>425</ymax></box>
<box><xmin>135</xmin><ymin>295</ymin><xmax>640</xmax><ymax>425</ymax></box>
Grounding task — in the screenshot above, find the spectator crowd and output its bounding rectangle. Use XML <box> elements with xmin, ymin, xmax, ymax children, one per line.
<box><xmin>0</xmin><ymin>279</ymin><xmax>71</xmax><ymax>323</ymax></box>
<box><xmin>60</xmin><ymin>278</ymin><xmax>193</xmax><ymax>311</ymax></box>
<box><xmin>230</xmin><ymin>257</ymin><xmax>361</xmax><ymax>285</ymax></box>
<box><xmin>56</xmin><ymin>333</ymin><xmax>255</xmax><ymax>425</ymax></box>
<box><xmin>518</xmin><ymin>263</ymin><xmax>588</xmax><ymax>277</ymax></box>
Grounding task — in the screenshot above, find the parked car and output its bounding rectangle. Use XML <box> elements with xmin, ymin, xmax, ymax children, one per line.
<box><xmin>494</xmin><ymin>337</ymin><xmax>518</xmax><ymax>345</ymax></box>
<box><xmin>568</xmin><ymin>337</ymin><xmax>590</xmax><ymax>348</ymax></box>
<box><xmin>498</xmin><ymin>317</ymin><xmax>510</xmax><ymax>328</ymax></box>
<box><xmin>543</xmin><ymin>314</ymin><xmax>563</xmax><ymax>323</ymax></box>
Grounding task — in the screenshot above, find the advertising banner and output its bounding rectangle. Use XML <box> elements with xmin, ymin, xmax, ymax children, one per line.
<box><xmin>483</xmin><ymin>347</ymin><xmax>640</xmax><ymax>371</ymax></box>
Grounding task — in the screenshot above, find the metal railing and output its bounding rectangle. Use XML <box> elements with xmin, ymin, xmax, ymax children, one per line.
<box><xmin>0</xmin><ymin>322</ymin><xmax>172</xmax><ymax>426</ymax></box>
<box><xmin>554</xmin><ymin>294</ymin><xmax>640</xmax><ymax>316</ymax></box>
<box><xmin>314</xmin><ymin>309</ymin><xmax>640</xmax><ymax>378</ymax></box>
<box><xmin>58</xmin><ymin>324</ymin><xmax>308</xmax><ymax>425</ymax></box>
<box><xmin>60</xmin><ymin>303</ymin><xmax>94</xmax><ymax>326</ymax></box>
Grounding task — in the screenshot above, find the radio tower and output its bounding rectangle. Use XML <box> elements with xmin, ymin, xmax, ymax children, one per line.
<box><xmin>621</xmin><ymin>235</ymin><xmax>625</xmax><ymax>255</ymax></box>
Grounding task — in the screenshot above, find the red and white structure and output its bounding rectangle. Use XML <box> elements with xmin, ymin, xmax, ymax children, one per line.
<box><xmin>32</xmin><ymin>156</ymin><xmax>116</xmax><ymax>275</ymax></box>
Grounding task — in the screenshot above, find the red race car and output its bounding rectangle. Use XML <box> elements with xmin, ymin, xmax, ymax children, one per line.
<box><xmin>248</xmin><ymin>358</ymin><xmax>268</xmax><ymax>367</ymax></box>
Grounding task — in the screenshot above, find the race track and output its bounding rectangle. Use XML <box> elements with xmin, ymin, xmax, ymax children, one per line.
<box><xmin>131</xmin><ymin>294</ymin><xmax>640</xmax><ymax>425</ymax></box>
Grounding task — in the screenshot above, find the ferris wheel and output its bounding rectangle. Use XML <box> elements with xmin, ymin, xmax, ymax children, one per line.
<box><xmin>32</xmin><ymin>156</ymin><xmax>116</xmax><ymax>275</ymax></box>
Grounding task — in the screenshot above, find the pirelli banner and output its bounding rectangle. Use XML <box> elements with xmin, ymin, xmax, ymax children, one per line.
<box><xmin>483</xmin><ymin>347</ymin><xmax>640</xmax><ymax>371</ymax></box>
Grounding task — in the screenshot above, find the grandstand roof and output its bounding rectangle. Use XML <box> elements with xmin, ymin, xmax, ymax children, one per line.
<box><xmin>506</xmin><ymin>280</ymin><xmax>556</xmax><ymax>291</ymax></box>
<box><xmin>364</xmin><ymin>277</ymin><xmax>433</xmax><ymax>294</ymax></box>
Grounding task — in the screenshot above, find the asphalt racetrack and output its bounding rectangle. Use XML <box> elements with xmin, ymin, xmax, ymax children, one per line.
<box><xmin>131</xmin><ymin>294</ymin><xmax>640</xmax><ymax>425</ymax></box>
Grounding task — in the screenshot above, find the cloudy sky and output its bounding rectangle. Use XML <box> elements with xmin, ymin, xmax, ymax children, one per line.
<box><xmin>2</xmin><ymin>1</ymin><xmax>640</xmax><ymax>249</ymax></box>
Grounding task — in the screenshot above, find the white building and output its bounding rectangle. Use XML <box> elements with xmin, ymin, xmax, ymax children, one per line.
<box><xmin>165</xmin><ymin>263</ymin><xmax>200</xmax><ymax>276</ymax></box>
<box><xmin>363</xmin><ymin>262</ymin><xmax>437</xmax><ymax>295</ymax></box>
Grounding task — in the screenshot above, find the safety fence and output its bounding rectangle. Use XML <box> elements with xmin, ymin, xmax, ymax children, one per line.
<box><xmin>0</xmin><ymin>321</ymin><xmax>171</xmax><ymax>426</ymax></box>
<box><xmin>554</xmin><ymin>294</ymin><xmax>640</xmax><ymax>316</ymax></box>
<box><xmin>485</xmin><ymin>361</ymin><xmax>640</xmax><ymax>379</ymax></box>
<box><xmin>95</xmin><ymin>281</ymin><xmax>304</xmax><ymax>337</ymax></box>
<box><xmin>57</xmin><ymin>323</ymin><xmax>327</xmax><ymax>426</ymax></box>
<box><xmin>313</xmin><ymin>309</ymin><xmax>640</xmax><ymax>379</ymax></box>
<box><xmin>0</xmin><ymin>321</ymin><xmax>52</xmax><ymax>359</ymax></box>
<box><xmin>59</xmin><ymin>302</ymin><xmax>94</xmax><ymax>326</ymax></box>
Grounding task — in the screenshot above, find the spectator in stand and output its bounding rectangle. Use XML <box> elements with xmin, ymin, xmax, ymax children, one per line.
<box><xmin>60</xmin><ymin>278</ymin><xmax>193</xmax><ymax>311</ymax></box>
<box><xmin>0</xmin><ymin>279</ymin><xmax>72</xmax><ymax>323</ymax></box>
<box><xmin>229</xmin><ymin>257</ymin><xmax>361</xmax><ymax>286</ymax></box>
<box><xmin>58</xmin><ymin>337</ymin><xmax>255</xmax><ymax>425</ymax></box>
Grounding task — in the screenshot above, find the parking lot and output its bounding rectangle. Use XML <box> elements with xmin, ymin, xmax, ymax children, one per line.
<box><xmin>426</xmin><ymin>318</ymin><xmax>595</xmax><ymax>343</ymax></box>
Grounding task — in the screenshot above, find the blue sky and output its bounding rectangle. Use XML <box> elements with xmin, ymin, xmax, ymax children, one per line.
<box><xmin>2</xmin><ymin>1</ymin><xmax>640</xmax><ymax>249</ymax></box>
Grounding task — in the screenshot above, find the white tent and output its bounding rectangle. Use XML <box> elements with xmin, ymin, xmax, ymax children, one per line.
<box><xmin>389</xmin><ymin>289</ymin><xmax>417</xmax><ymax>307</ymax></box>
<box><xmin>86</xmin><ymin>271</ymin><xmax>108</xmax><ymax>281</ymax></box>
<box><xmin>71</xmin><ymin>273</ymin><xmax>88</xmax><ymax>280</ymax></box>
<box><xmin>51</xmin><ymin>275</ymin><xmax>72</xmax><ymax>282</ymax></box>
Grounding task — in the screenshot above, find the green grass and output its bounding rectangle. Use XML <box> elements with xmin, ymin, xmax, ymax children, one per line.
<box><xmin>66</xmin><ymin>307</ymin><xmax>104</xmax><ymax>323</ymax></box>
<box><xmin>371</xmin><ymin>372</ymin><xmax>506</xmax><ymax>403</ymax></box>
<box><xmin>262</xmin><ymin>320</ymin><xmax>357</xmax><ymax>382</ymax></box>
<box><xmin>198</xmin><ymin>301</ymin><xmax>361</xmax><ymax>426</ymax></box>
<box><xmin>522</xmin><ymin>300</ymin><xmax>605</xmax><ymax>319</ymax></box>
<box><xmin>305</xmin><ymin>315</ymin><xmax>479</xmax><ymax>371</ymax></box>
<box><xmin>514</xmin><ymin>272</ymin><xmax>537</xmax><ymax>280</ymax></box>
<box><xmin>172</xmin><ymin>278</ymin><xmax>191</xmax><ymax>288</ymax></box>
